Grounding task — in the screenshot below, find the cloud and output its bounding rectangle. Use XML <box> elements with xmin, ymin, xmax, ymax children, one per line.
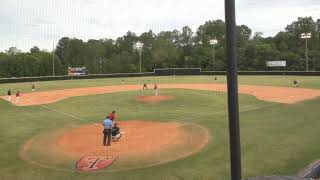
<box><xmin>0</xmin><ymin>0</ymin><xmax>319</xmax><ymax>52</ymax></box>
<box><xmin>237</xmin><ymin>0</ymin><xmax>320</xmax><ymax>36</ymax></box>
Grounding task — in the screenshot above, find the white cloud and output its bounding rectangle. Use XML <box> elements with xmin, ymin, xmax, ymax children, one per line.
<box><xmin>0</xmin><ymin>0</ymin><xmax>319</xmax><ymax>52</ymax></box>
<box><xmin>236</xmin><ymin>0</ymin><xmax>320</xmax><ymax>36</ymax></box>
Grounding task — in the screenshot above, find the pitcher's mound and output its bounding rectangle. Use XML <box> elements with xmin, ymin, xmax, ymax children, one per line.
<box><xmin>20</xmin><ymin>121</ymin><xmax>208</xmax><ymax>172</ymax></box>
<box><xmin>135</xmin><ymin>95</ymin><xmax>175</xmax><ymax>104</ymax></box>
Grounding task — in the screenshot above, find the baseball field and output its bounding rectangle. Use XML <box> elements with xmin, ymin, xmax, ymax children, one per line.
<box><xmin>1</xmin><ymin>75</ymin><xmax>320</xmax><ymax>180</ymax></box>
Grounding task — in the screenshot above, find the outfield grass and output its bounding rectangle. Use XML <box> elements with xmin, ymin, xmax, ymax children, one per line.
<box><xmin>1</xmin><ymin>75</ymin><xmax>320</xmax><ymax>94</ymax></box>
<box><xmin>0</xmin><ymin>76</ymin><xmax>320</xmax><ymax>179</ymax></box>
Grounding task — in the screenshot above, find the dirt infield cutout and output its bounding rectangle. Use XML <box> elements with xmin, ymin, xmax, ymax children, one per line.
<box><xmin>2</xmin><ymin>84</ymin><xmax>320</xmax><ymax>106</ymax></box>
<box><xmin>135</xmin><ymin>95</ymin><xmax>175</xmax><ymax>104</ymax></box>
<box><xmin>20</xmin><ymin>121</ymin><xmax>209</xmax><ymax>172</ymax></box>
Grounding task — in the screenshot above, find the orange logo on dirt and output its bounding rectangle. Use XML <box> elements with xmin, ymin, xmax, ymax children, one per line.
<box><xmin>76</xmin><ymin>155</ymin><xmax>115</xmax><ymax>172</ymax></box>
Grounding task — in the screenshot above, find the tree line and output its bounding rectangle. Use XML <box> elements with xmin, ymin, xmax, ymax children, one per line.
<box><xmin>0</xmin><ymin>17</ymin><xmax>319</xmax><ymax>77</ymax></box>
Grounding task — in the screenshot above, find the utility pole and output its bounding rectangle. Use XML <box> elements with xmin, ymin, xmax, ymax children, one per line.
<box><xmin>99</xmin><ymin>59</ymin><xmax>102</xmax><ymax>74</ymax></box>
<box><xmin>225</xmin><ymin>0</ymin><xmax>241</xmax><ymax>179</ymax></box>
<box><xmin>210</xmin><ymin>39</ymin><xmax>218</xmax><ymax>71</ymax></box>
<box><xmin>134</xmin><ymin>41</ymin><xmax>144</xmax><ymax>73</ymax></box>
<box><xmin>139</xmin><ymin>50</ymin><xmax>142</xmax><ymax>73</ymax></box>
<box><xmin>52</xmin><ymin>43</ymin><xmax>55</xmax><ymax>76</ymax></box>
<box><xmin>301</xmin><ymin>33</ymin><xmax>311</xmax><ymax>72</ymax></box>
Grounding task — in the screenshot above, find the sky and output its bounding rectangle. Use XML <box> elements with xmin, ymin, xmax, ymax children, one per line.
<box><xmin>0</xmin><ymin>0</ymin><xmax>319</xmax><ymax>52</ymax></box>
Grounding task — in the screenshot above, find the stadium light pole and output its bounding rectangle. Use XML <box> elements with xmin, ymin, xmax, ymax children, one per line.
<box><xmin>209</xmin><ymin>39</ymin><xmax>218</xmax><ymax>71</ymax></box>
<box><xmin>134</xmin><ymin>41</ymin><xmax>144</xmax><ymax>73</ymax></box>
<box><xmin>52</xmin><ymin>43</ymin><xmax>55</xmax><ymax>76</ymax></box>
<box><xmin>301</xmin><ymin>33</ymin><xmax>311</xmax><ymax>72</ymax></box>
<box><xmin>225</xmin><ymin>0</ymin><xmax>241</xmax><ymax>179</ymax></box>
<box><xmin>316</xmin><ymin>20</ymin><xmax>320</xmax><ymax>51</ymax></box>
<box><xmin>54</xmin><ymin>42</ymin><xmax>65</xmax><ymax>76</ymax></box>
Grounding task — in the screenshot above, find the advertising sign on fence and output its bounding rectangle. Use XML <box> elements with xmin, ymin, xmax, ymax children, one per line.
<box><xmin>68</xmin><ymin>67</ymin><xmax>88</xmax><ymax>76</ymax></box>
<box><xmin>266</xmin><ymin>61</ymin><xmax>286</xmax><ymax>67</ymax></box>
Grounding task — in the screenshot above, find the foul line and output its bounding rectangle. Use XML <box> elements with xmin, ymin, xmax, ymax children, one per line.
<box><xmin>24</xmin><ymin>95</ymin><xmax>95</xmax><ymax>126</ymax></box>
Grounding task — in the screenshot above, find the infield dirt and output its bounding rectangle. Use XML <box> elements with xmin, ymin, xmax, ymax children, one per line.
<box><xmin>2</xmin><ymin>84</ymin><xmax>320</xmax><ymax>106</ymax></box>
<box><xmin>20</xmin><ymin>121</ymin><xmax>209</xmax><ymax>172</ymax></box>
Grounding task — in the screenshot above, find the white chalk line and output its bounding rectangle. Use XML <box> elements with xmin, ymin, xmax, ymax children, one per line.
<box><xmin>24</xmin><ymin>95</ymin><xmax>95</xmax><ymax>126</ymax></box>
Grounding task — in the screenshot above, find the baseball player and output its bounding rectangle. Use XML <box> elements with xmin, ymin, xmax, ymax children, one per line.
<box><xmin>15</xmin><ymin>91</ymin><xmax>20</xmax><ymax>103</ymax></box>
<box><xmin>112</xmin><ymin>122</ymin><xmax>121</xmax><ymax>141</ymax></box>
<box><xmin>108</xmin><ymin>110</ymin><xmax>116</xmax><ymax>122</ymax></box>
<box><xmin>32</xmin><ymin>83</ymin><xmax>36</xmax><ymax>92</ymax></box>
<box><xmin>293</xmin><ymin>80</ymin><xmax>299</xmax><ymax>87</ymax></box>
<box><xmin>7</xmin><ymin>89</ymin><xmax>11</xmax><ymax>102</ymax></box>
<box><xmin>154</xmin><ymin>84</ymin><xmax>158</xmax><ymax>96</ymax></box>
<box><xmin>143</xmin><ymin>82</ymin><xmax>147</xmax><ymax>90</ymax></box>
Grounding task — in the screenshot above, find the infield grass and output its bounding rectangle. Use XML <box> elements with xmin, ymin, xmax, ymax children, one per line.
<box><xmin>0</xmin><ymin>76</ymin><xmax>320</xmax><ymax>179</ymax></box>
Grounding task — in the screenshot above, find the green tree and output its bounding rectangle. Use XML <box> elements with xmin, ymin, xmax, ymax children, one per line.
<box><xmin>30</xmin><ymin>46</ymin><xmax>41</xmax><ymax>54</ymax></box>
<box><xmin>5</xmin><ymin>47</ymin><xmax>22</xmax><ymax>55</ymax></box>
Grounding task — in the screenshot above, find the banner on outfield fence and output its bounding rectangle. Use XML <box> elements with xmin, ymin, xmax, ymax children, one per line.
<box><xmin>266</xmin><ymin>61</ymin><xmax>286</xmax><ymax>67</ymax></box>
<box><xmin>68</xmin><ymin>67</ymin><xmax>88</xmax><ymax>76</ymax></box>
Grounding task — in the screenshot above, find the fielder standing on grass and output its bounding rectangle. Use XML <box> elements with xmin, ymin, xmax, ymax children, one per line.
<box><xmin>32</xmin><ymin>83</ymin><xmax>36</xmax><ymax>92</ymax></box>
<box><xmin>293</xmin><ymin>80</ymin><xmax>299</xmax><ymax>87</ymax></box>
<box><xmin>143</xmin><ymin>81</ymin><xmax>148</xmax><ymax>91</ymax></box>
<box><xmin>102</xmin><ymin>116</ymin><xmax>113</xmax><ymax>146</ymax></box>
<box><xmin>154</xmin><ymin>83</ymin><xmax>158</xmax><ymax>96</ymax></box>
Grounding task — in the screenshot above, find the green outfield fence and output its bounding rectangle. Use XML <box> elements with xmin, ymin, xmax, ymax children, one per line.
<box><xmin>0</xmin><ymin>68</ymin><xmax>320</xmax><ymax>84</ymax></box>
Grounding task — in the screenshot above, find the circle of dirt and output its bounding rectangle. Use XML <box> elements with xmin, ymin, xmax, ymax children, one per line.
<box><xmin>20</xmin><ymin>121</ymin><xmax>209</xmax><ymax>172</ymax></box>
<box><xmin>135</xmin><ymin>95</ymin><xmax>175</xmax><ymax>104</ymax></box>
